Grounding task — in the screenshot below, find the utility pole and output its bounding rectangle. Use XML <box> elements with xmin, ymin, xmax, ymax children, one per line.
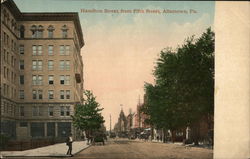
<box><xmin>110</xmin><ymin>114</ymin><xmax>112</xmax><ymax>135</ymax></box>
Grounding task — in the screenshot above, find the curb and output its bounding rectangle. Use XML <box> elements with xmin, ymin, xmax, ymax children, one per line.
<box><xmin>1</xmin><ymin>144</ymin><xmax>91</xmax><ymax>158</ymax></box>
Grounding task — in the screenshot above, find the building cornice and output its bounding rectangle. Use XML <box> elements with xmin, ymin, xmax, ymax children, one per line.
<box><xmin>2</xmin><ymin>0</ymin><xmax>22</xmax><ymax>19</ymax></box>
<box><xmin>2</xmin><ymin>0</ymin><xmax>84</xmax><ymax>48</ymax></box>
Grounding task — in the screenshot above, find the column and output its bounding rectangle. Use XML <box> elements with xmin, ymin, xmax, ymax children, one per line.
<box><xmin>55</xmin><ymin>122</ymin><xmax>58</xmax><ymax>137</ymax></box>
<box><xmin>44</xmin><ymin>122</ymin><xmax>47</xmax><ymax>137</ymax></box>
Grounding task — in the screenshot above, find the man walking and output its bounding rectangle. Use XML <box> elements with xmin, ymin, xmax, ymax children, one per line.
<box><xmin>66</xmin><ymin>133</ymin><xmax>73</xmax><ymax>156</ymax></box>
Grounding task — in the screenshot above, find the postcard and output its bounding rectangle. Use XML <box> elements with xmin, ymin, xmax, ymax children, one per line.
<box><xmin>0</xmin><ymin>0</ymin><xmax>249</xmax><ymax>159</ymax></box>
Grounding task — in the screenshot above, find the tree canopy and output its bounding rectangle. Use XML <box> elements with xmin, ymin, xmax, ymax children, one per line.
<box><xmin>72</xmin><ymin>90</ymin><xmax>105</xmax><ymax>132</ymax></box>
<box><xmin>142</xmin><ymin>28</ymin><xmax>214</xmax><ymax>132</ymax></box>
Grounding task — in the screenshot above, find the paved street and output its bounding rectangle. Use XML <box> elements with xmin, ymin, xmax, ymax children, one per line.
<box><xmin>2</xmin><ymin>138</ymin><xmax>213</xmax><ymax>159</ymax></box>
<box><xmin>75</xmin><ymin>138</ymin><xmax>212</xmax><ymax>159</ymax></box>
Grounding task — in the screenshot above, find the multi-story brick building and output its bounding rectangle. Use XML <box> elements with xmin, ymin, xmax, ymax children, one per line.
<box><xmin>0</xmin><ymin>0</ymin><xmax>84</xmax><ymax>140</ymax></box>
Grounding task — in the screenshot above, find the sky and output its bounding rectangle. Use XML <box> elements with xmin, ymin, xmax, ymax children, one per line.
<box><xmin>14</xmin><ymin>0</ymin><xmax>215</xmax><ymax>130</ymax></box>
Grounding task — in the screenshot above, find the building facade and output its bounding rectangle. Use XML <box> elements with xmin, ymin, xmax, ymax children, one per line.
<box><xmin>1</xmin><ymin>0</ymin><xmax>84</xmax><ymax>140</ymax></box>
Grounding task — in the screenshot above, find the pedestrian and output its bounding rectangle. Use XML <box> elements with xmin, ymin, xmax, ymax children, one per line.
<box><xmin>66</xmin><ymin>133</ymin><xmax>73</xmax><ymax>156</ymax></box>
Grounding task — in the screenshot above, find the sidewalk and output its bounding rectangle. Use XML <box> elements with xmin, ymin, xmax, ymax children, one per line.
<box><xmin>0</xmin><ymin>140</ymin><xmax>89</xmax><ymax>157</ymax></box>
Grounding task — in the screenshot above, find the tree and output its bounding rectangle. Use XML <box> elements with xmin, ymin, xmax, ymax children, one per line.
<box><xmin>72</xmin><ymin>90</ymin><xmax>105</xmax><ymax>136</ymax></box>
<box><xmin>142</xmin><ymin>28</ymin><xmax>214</xmax><ymax>144</ymax></box>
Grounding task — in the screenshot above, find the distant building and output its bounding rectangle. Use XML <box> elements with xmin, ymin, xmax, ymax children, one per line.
<box><xmin>0</xmin><ymin>0</ymin><xmax>84</xmax><ymax>140</ymax></box>
<box><xmin>126</xmin><ymin>111</ymin><xmax>134</xmax><ymax>131</ymax></box>
<box><xmin>114</xmin><ymin>109</ymin><xmax>128</xmax><ymax>135</ymax></box>
<box><xmin>134</xmin><ymin>98</ymin><xmax>150</xmax><ymax>130</ymax></box>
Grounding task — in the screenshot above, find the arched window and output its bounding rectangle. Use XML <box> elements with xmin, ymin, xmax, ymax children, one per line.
<box><xmin>2</xmin><ymin>9</ymin><xmax>7</xmax><ymax>24</ymax></box>
<box><xmin>30</xmin><ymin>25</ymin><xmax>37</xmax><ymax>38</ymax></box>
<box><xmin>61</xmin><ymin>25</ymin><xmax>68</xmax><ymax>38</ymax></box>
<box><xmin>47</xmin><ymin>25</ymin><xmax>55</xmax><ymax>38</ymax></box>
<box><xmin>37</xmin><ymin>25</ymin><xmax>44</xmax><ymax>38</ymax></box>
<box><xmin>6</xmin><ymin>13</ymin><xmax>10</xmax><ymax>26</ymax></box>
<box><xmin>14</xmin><ymin>22</ymin><xmax>17</xmax><ymax>31</ymax></box>
<box><xmin>19</xmin><ymin>25</ymin><xmax>25</xmax><ymax>38</ymax></box>
<box><xmin>11</xmin><ymin>19</ymin><xmax>15</xmax><ymax>30</ymax></box>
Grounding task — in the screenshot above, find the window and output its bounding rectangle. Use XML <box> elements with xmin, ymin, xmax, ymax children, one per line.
<box><xmin>14</xmin><ymin>42</ymin><xmax>16</xmax><ymax>51</ymax></box>
<box><xmin>32</xmin><ymin>60</ymin><xmax>43</xmax><ymax>70</ymax></box>
<box><xmin>38</xmin><ymin>75</ymin><xmax>43</xmax><ymax>85</ymax></box>
<box><xmin>32</xmin><ymin>75</ymin><xmax>43</xmax><ymax>85</ymax></box>
<box><xmin>65</xmin><ymin>60</ymin><xmax>70</xmax><ymax>70</ymax></box>
<box><xmin>19</xmin><ymin>90</ymin><xmax>24</xmax><ymax>99</ymax></box>
<box><xmin>3</xmin><ymin>9</ymin><xmax>7</xmax><ymax>24</ymax></box>
<box><xmin>4</xmin><ymin>67</ymin><xmax>6</xmax><ymax>78</ymax></box>
<box><xmin>66</xmin><ymin>90</ymin><xmax>70</xmax><ymax>99</ymax></box>
<box><xmin>48</xmin><ymin>45</ymin><xmax>53</xmax><ymax>55</ymax></box>
<box><xmin>38</xmin><ymin>46</ymin><xmax>42</xmax><ymax>55</ymax></box>
<box><xmin>11</xmin><ymin>56</ymin><xmax>14</xmax><ymax>66</ymax></box>
<box><xmin>32</xmin><ymin>45</ymin><xmax>37</xmax><ymax>55</ymax></box>
<box><xmin>33</xmin><ymin>90</ymin><xmax>43</xmax><ymax>99</ymax></box>
<box><xmin>62</xmin><ymin>30</ymin><xmax>67</xmax><ymax>38</ymax></box>
<box><xmin>20</xmin><ymin>75</ymin><xmax>24</xmax><ymax>85</ymax></box>
<box><xmin>11</xmin><ymin>19</ymin><xmax>15</xmax><ymax>31</ymax></box>
<box><xmin>7</xmin><ymin>52</ymin><xmax>9</xmax><ymax>64</ymax></box>
<box><xmin>19</xmin><ymin>25</ymin><xmax>25</xmax><ymax>38</ymax></box>
<box><xmin>14</xmin><ymin>89</ymin><xmax>17</xmax><ymax>98</ymax></box>
<box><xmin>3</xmin><ymin>32</ymin><xmax>6</xmax><ymax>44</ymax></box>
<box><xmin>32</xmin><ymin>75</ymin><xmax>36</xmax><ymax>85</ymax></box>
<box><xmin>59</xmin><ymin>61</ymin><xmax>65</xmax><ymax>70</ymax></box>
<box><xmin>61</xmin><ymin>25</ymin><xmax>68</xmax><ymax>38</ymax></box>
<box><xmin>6</xmin><ymin>68</ymin><xmax>9</xmax><ymax>80</ymax></box>
<box><xmin>20</xmin><ymin>60</ymin><xmax>24</xmax><ymax>70</ymax></box>
<box><xmin>31</xmin><ymin>25</ymin><xmax>37</xmax><ymax>38</ymax></box>
<box><xmin>48</xmin><ymin>75</ymin><xmax>54</xmax><ymax>85</ymax></box>
<box><xmin>65</xmin><ymin>45</ymin><xmax>70</xmax><ymax>55</ymax></box>
<box><xmin>60</xmin><ymin>45</ymin><xmax>64</xmax><ymax>55</ymax></box>
<box><xmin>60</xmin><ymin>106</ymin><xmax>65</xmax><ymax>116</ymax></box>
<box><xmin>60</xmin><ymin>90</ymin><xmax>65</xmax><ymax>99</ymax></box>
<box><xmin>32</xmin><ymin>106</ymin><xmax>39</xmax><ymax>116</ymax></box>
<box><xmin>48</xmin><ymin>60</ymin><xmax>54</xmax><ymax>70</ymax></box>
<box><xmin>59</xmin><ymin>60</ymin><xmax>70</xmax><ymax>70</ymax></box>
<box><xmin>11</xmin><ymin>87</ymin><xmax>14</xmax><ymax>98</ymax></box>
<box><xmin>65</xmin><ymin>75</ymin><xmax>70</xmax><ymax>85</ymax></box>
<box><xmin>7</xmin><ymin>85</ymin><xmax>9</xmax><ymax>97</ymax></box>
<box><xmin>60</xmin><ymin>106</ymin><xmax>70</xmax><ymax>116</ymax></box>
<box><xmin>3</xmin><ymin>84</ymin><xmax>6</xmax><ymax>96</ymax></box>
<box><xmin>6</xmin><ymin>34</ymin><xmax>9</xmax><ymax>46</ymax></box>
<box><xmin>32</xmin><ymin>90</ymin><xmax>37</xmax><ymax>99</ymax></box>
<box><xmin>37</xmin><ymin>25</ymin><xmax>43</xmax><ymax>38</ymax></box>
<box><xmin>37</xmin><ymin>61</ymin><xmax>42</xmax><ymax>70</ymax></box>
<box><xmin>60</xmin><ymin>45</ymin><xmax>70</xmax><ymax>55</ymax></box>
<box><xmin>3</xmin><ymin>49</ymin><xmax>6</xmax><ymax>61</ymax></box>
<box><xmin>47</xmin><ymin>25</ymin><xmax>54</xmax><ymax>38</ymax></box>
<box><xmin>66</xmin><ymin>106</ymin><xmax>70</xmax><ymax>116</ymax></box>
<box><xmin>38</xmin><ymin>90</ymin><xmax>43</xmax><ymax>99</ymax></box>
<box><xmin>11</xmin><ymin>40</ymin><xmax>14</xmax><ymax>50</ymax></box>
<box><xmin>48</xmin><ymin>106</ymin><xmax>54</xmax><ymax>116</ymax></box>
<box><xmin>11</xmin><ymin>72</ymin><xmax>14</xmax><ymax>82</ymax></box>
<box><xmin>48</xmin><ymin>90</ymin><xmax>54</xmax><ymax>99</ymax></box>
<box><xmin>60</xmin><ymin>75</ymin><xmax>65</xmax><ymax>84</ymax></box>
<box><xmin>32</xmin><ymin>61</ymin><xmax>37</xmax><ymax>70</ymax></box>
<box><xmin>20</xmin><ymin>106</ymin><xmax>24</xmax><ymax>116</ymax></box>
<box><xmin>14</xmin><ymin>58</ymin><xmax>16</xmax><ymax>67</ymax></box>
<box><xmin>48</xmin><ymin>30</ymin><xmax>53</xmax><ymax>38</ymax></box>
<box><xmin>32</xmin><ymin>45</ymin><xmax>42</xmax><ymax>55</ymax></box>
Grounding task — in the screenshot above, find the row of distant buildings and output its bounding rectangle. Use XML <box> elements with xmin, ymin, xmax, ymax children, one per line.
<box><xmin>113</xmin><ymin>95</ymin><xmax>213</xmax><ymax>143</ymax></box>
<box><xmin>113</xmin><ymin>98</ymin><xmax>150</xmax><ymax>138</ymax></box>
<box><xmin>1</xmin><ymin>0</ymin><xmax>84</xmax><ymax>141</ymax></box>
